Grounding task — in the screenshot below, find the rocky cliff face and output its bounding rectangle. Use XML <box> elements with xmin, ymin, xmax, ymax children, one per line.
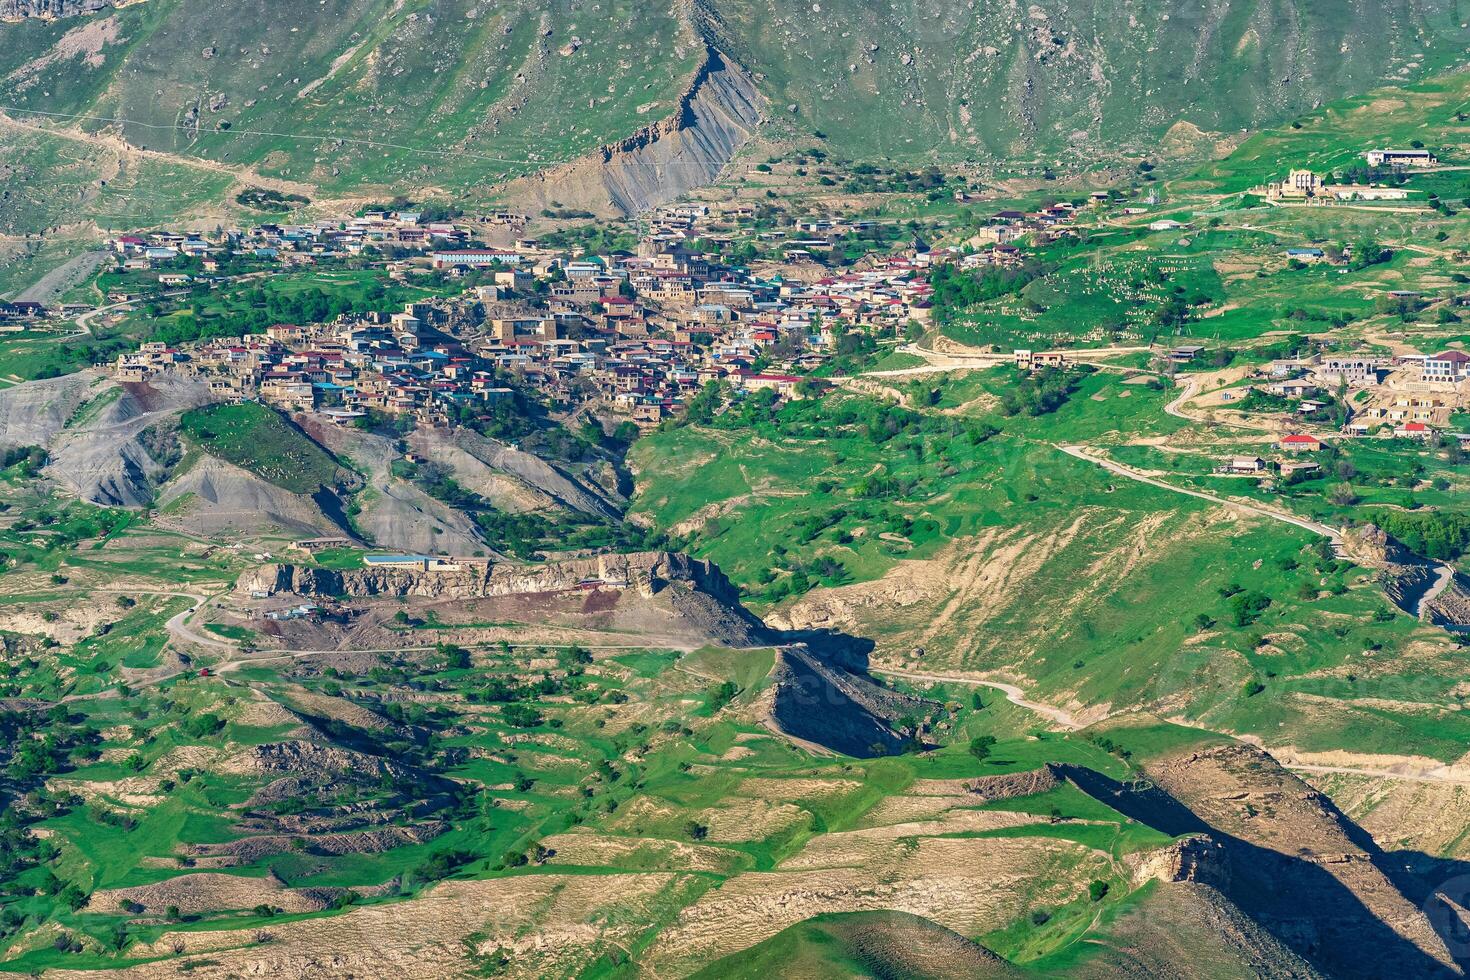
<box><xmin>962</xmin><ymin>765</ymin><xmax>1062</xmax><ymax>803</ymax></box>
<box><xmin>507</xmin><ymin>46</ymin><xmax>763</xmax><ymax>217</ymax></box>
<box><xmin>0</xmin><ymin>0</ymin><xmax>111</xmax><ymax>19</ymax></box>
<box><xmin>246</xmin><ymin>551</ymin><xmax>736</xmax><ymax>602</ymax></box>
<box><xmin>1343</xmin><ymin>524</ymin><xmax>1463</xmax><ymax>624</ymax></box>
<box><xmin>1423</xmin><ymin>571</ymin><xmax>1470</xmax><ymax>629</ymax></box>
<box><xmin>245</xmin><ymin>550</ymin><xmax>771</xmax><ymax>647</ymax></box>
<box><xmin>1142</xmin><ymin>743</ymin><xmax>1462</xmax><ymax>977</ymax></box>
<box><xmin>5</xmin><ymin>0</ymin><xmax>1469</xmax><ymax>240</ymax></box>
<box><xmin>1130</xmin><ymin>834</ymin><xmax>1230</xmax><ymax>888</ymax></box>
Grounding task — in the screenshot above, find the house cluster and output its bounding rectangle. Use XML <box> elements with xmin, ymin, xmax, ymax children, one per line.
<box><xmin>115</xmin><ymin>295</ymin><xmax>529</xmax><ymax>425</ymax></box>
<box><xmin>452</xmin><ymin>250</ymin><xmax>934</xmax><ymax>423</ymax></box>
<box><xmin>1218</xmin><ymin>449</ymin><xmax>1322</xmax><ymax>479</ymax></box>
<box><xmin>105</xmin><ymin>209</ymin><xmax>539</xmax><ymax>283</ymax></box>
<box><xmin>107</xmin><ymin>208</ymin><xmax>943</xmax><ymax>428</ymax></box>
<box><xmin>0</xmin><ymin>299</ymin><xmax>78</xmax><ymax>330</ymax></box>
<box><xmin>1245</xmin><ymin>347</ymin><xmax>1470</xmax><ymax>438</ymax></box>
<box><xmin>956</xmin><ymin>203</ymin><xmax>1083</xmax><ymax>267</ymax></box>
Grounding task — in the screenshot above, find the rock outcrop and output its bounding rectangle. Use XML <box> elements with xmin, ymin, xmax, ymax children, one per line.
<box><xmin>244</xmin><ymin>551</ymin><xmax>771</xmax><ymax>647</ymax></box>
<box><xmin>962</xmin><ymin>765</ymin><xmax>1063</xmax><ymax>803</ymax></box>
<box><xmin>0</xmin><ymin>0</ymin><xmax>111</xmax><ymax>19</ymax></box>
<box><xmin>248</xmin><ymin>551</ymin><xmax>720</xmax><ymax>600</ymax></box>
<box><xmin>0</xmin><ymin>372</ymin><xmax>217</xmax><ymax>507</ymax></box>
<box><xmin>1140</xmin><ymin>743</ymin><xmax>1463</xmax><ymax>978</ymax></box>
<box><xmin>1423</xmin><ymin>571</ymin><xmax>1470</xmax><ymax>629</ymax></box>
<box><xmin>506</xmin><ymin>45</ymin><xmax>763</xmax><ymax>217</ymax></box>
<box><xmin>1343</xmin><ymin>523</ymin><xmax>1464</xmax><ymax>625</ymax></box>
<box><xmin>1130</xmin><ymin>834</ymin><xmax>1230</xmax><ymax>888</ymax></box>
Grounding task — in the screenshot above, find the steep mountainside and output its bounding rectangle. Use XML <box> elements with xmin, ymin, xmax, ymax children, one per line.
<box><xmin>0</xmin><ymin>0</ymin><xmax>1466</xmax><ymax>226</ymax></box>
<box><xmin>0</xmin><ymin>0</ymin><xmax>703</xmax><ymax>197</ymax></box>
<box><xmin>707</xmin><ymin>0</ymin><xmax>1470</xmax><ymax>163</ymax></box>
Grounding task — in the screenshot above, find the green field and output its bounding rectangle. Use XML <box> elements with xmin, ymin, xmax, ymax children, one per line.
<box><xmin>633</xmin><ymin>373</ymin><xmax>1183</xmax><ymax>597</ymax></box>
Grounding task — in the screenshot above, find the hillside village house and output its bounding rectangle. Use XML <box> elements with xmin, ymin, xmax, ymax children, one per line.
<box><xmin>1014</xmin><ymin>350</ymin><xmax>1066</xmax><ymax>370</ymax></box>
<box><xmin>1279</xmin><ymin>434</ymin><xmax>1324</xmax><ymax>452</ymax></box>
<box><xmin>1316</xmin><ymin>355</ymin><xmax>1388</xmax><ymax>386</ymax></box>
<box><xmin>1265</xmin><ymin>170</ymin><xmax>1323</xmax><ymax>200</ymax></box>
<box><xmin>1361</xmin><ymin>394</ymin><xmax>1455</xmax><ymax>427</ymax></box>
<box><xmin>1364</xmin><ymin>148</ymin><xmax>1437</xmax><ymax>168</ymax></box>
<box><xmin>1424</xmin><ymin>350</ymin><xmax>1470</xmax><ymax>383</ymax></box>
<box><xmin>1265</xmin><ymin>379</ymin><xmax>1319</xmax><ymax>399</ymax></box>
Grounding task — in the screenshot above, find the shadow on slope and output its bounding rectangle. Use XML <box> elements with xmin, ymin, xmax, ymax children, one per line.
<box><xmin>1060</xmin><ymin>751</ymin><xmax>1463</xmax><ymax>979</ymax></box>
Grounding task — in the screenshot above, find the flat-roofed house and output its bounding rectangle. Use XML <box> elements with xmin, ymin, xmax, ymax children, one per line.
<box><xmin>1424</xmin><ymin>350</ymin><xmax>1470</xmax><ymax>383</ymax></box>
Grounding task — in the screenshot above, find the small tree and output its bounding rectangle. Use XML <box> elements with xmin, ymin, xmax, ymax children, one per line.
<box><xmin>969</xmin><ymin>735</ymin><xmax>997</xmax><ymax>762</ymax></box>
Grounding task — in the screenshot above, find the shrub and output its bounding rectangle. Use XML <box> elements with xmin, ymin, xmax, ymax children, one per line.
<box><xmin>182</xmin><ymin>713</ymin><xmax>225</xmax><ymax>738</ymax></box>
<box><xmin>1228</xmin><ymin>591</ymin><xmax>1272</xmax><ymax>627</ymax></box>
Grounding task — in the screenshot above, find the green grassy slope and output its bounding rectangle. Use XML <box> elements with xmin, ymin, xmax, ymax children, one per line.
<box><xmin>0</xmin><ymin>0</ymin><xmax>1466</xmax><ymax>242</ymax></box>
<box><xmin>178</xmin><ymin>403</ymin><xmax>347</xmax><ymax>494</ymax></box>
<box><xmin>0</xmin><ymin>0</ymin><xmax>700</xmax><ymax>196</ymax></box>
<box><xmin>1184</xmin><ymin>66</ymin><xmax>1470</xmax><ymax>194</ymax></box>
<box><xmin>690</xmin><ymin>910</ymin><xmax>1022</xmax><ymax>979</ymax></box>
<box><xmin>713</xmin><ymin>0</ymin><xmax>1470</xmax><ymax>165</ymax></box>
<box><xmin>631</xmin><ymin>370</ymin><xmax>1470</xmax><ymax>762</ymax></box>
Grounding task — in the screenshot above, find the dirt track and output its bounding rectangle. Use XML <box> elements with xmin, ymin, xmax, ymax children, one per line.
<box><xmin>872</xmin><ymin>667</ymin><xmax>1082</xmax><ymax>729</ymax></box>
<box><xmin>1056</xmin><ymin>444</ymin><xmax>1344</xmax><ymax>547</ymax></box>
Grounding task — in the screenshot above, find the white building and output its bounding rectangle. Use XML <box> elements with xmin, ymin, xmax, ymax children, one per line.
<box><xmin>1364</xmin><ymin>149</ymin><xmax>1437</xmax><ymax>169</ymax></box>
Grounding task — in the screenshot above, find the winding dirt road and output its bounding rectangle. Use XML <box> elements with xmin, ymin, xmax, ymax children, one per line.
<box><xmin>1162</xmin><ymin>374</ymin><xmax>1278</xmax><ymax>432</ymax></box>
<box><xmin>872</xmin><ymin>666</ymin><xmax>1083</xmax><ymax>729</ymax></box>
<box><xmin>1057</xmin><ymin>443</ymin><xmax>1344</xmax><ymax>547</ymax></box>
<box><xmin>94</xmin><ymin>586</ymin><xmax>234</xmax><ymax>649</ymax></box>
<box><xmin>74</xmin><ymin>287</ymin><xmax>191</xmax><ymax>336</ymax></box>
